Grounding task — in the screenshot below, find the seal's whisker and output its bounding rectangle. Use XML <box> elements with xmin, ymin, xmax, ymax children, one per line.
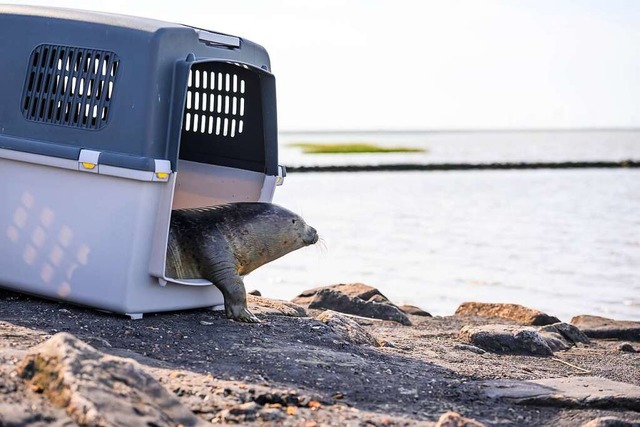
<box><xmin>316</xmin><ymin>237</ymin><xmax>328</xmax><ymax>254</ymax></box>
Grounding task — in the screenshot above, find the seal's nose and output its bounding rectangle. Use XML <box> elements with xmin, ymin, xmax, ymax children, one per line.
<box><xmin>304</xmin><ymin>226</ymin><xmax>319</xmax><ymax>245</ymax></box>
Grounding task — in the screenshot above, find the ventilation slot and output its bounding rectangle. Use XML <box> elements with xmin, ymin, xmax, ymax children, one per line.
<box><xmin>184</xmin><ymin>69</ymin><xmax>246</xmax><ymax>138</ymax></box>
<box><xmin>21</xmin><ymin>44</ymin><xmax>120</xmax><ymax>130</ymax></box>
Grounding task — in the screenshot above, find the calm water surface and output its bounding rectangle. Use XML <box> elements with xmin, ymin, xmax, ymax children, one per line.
<box><xmin>245</xmin><ymin>131</ymin><xmax>640</xmax><ymax>321</ymax></box>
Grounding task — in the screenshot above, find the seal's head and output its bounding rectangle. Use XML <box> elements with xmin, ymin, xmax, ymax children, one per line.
<box><xmin>221</xmin><ymin>203</ymin><xmax>318</xmax><ymax>274</ymax></box>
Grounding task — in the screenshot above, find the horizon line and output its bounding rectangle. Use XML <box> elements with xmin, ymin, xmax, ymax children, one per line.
<box><xmin>279</xmin><ymin>126</ymin><xmax>640</xmax><ymax>134</ymax></box>
<box><xmin>285</xmin><ymin>160</ymin><xmax>640</xmax><ymax>173</ymax></box>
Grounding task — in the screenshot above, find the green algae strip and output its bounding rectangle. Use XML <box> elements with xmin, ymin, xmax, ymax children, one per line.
<box><xmin>290</xmin><ymin>142</ymin><xmax>426</xmax><ymax>154</ymax></box>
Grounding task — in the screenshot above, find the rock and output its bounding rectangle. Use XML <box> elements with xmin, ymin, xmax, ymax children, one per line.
<box><xmin>16</xmin><ymin>332</ymin><xmax>205</xmax><ymax>427</ymax></box>
<box><xmin>537</xmin><ymin>330</ymin><xmax>571</xmax><ymax>352</ymax></box>
<box><xmin>399</xmin><ymin>304</ymin><xmax>432</xmax><ymax>317</ymax></box>
<box><xmin>619</xmin><ymin>343</ymin><xmax>637</xmax><ymax>353</ymax></box>
<box><xmin>571</xmin><ymin>315</ymin><xmax>640</xmax><ymax>341</ymax></box>
<box><xmin>453</xmin><ymin>343</ymin><xmax>486</xmax><ymax>355</ymax></box>
<box><xmin>455</xmin><ymin>302</ymin><xmax>560</xmax><ymax>326</ymax></box>
<box><xmin>247</xmin><ymin>289</ymin><xmax>262</xmax><ymax>296</ymax></box>
<box><xmin>538</xmin><ymin>322</ymin><xmax>591</xmax><ymax>345</ymax></box>
<box><xmin>459</xmin><ymin>324</ymin><xmax>554</xmax><ymax>356</ymax></box>
<box><xmin>582</xmin><ymin>416</ymin><xmax>640</xmax><ymax>427</ymax></box>
<box><xmin>294</xmin><ymin>283</ymin><xmax>387</xmax><ymax>304</ymax></box>
<box><xmin>293</xmin><ymin>284</ymin><xmax>411</xmax><ymax>325</ymax></box>
<box><xmin>257</xmin><ymin>407</ymin><xmax>285</xmax><ymax>422</ymax></box>
<box><xmin>435</xmin><ymin>411</ymin><xmax>487</xmax><ymax>427</ymax></box>
<box><xmin>483</xmin><ymin>376</ymin><xmax>640</xmax><ymax>411</ymax></box>
<box><xmin>215</xmin><ymin>402</ymin><xmax>260</xmax><ymax>423</ymax></box>
<box><xmin>310</xmin><ymin>289</ymin><xmax>411</xmax><ymax>325</ymax></box>
<box><xmin>534</xmin><ymin>322</ymin><xmax>591</xmax><ymax>352</ymax></box>
<box><xmin>316</xmin><ymin>310</ymin><xmax>380</xmax><ymax>347</ymax></box>
<box><xmin>367</xmin><ymin>294</ymin><xmax>389</xmax><ymax>304</ymax></box>
<box><xmin>0</xmin><ymin>402</ymin><xmax>75</xmax><ymax>426</ymax></box>
<box><xmin>247</xmin><ymin>294</ymin><xmax>307</xmax><ymax>317</ymax></box>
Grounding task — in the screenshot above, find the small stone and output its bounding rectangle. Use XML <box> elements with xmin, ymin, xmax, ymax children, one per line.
<box><xmin>217</xmin><ymin>402</ymin><xmax>260</xmax><ymax>423</ymax></box>
<box><xmin>308</xmin><ymin>400</ymin><xmax>322</xmax><ymax>409</ymax></box>
<box><xmin>435</xmin><ymin>411</ymin><xmax>487</xmax><ymax>427</ymax></box>
<box><xmin>257</xmin><ymin>408</ymin><xmax>284</xmax><ymax>422</ymax></box>
<box><xmin>234</xmin><ymin>402</ymin><xmax>259</xmax><ymax>413</ymax></box>
<box><xmin>286</xmin><ymin>406</ymin><xmax>298</xmax><ymax>416</ymax></box>
<box><xmin>266</xmin><ymin>403</ymin><xmax>282</xmax><ymax>409</ymax></box>
<box><xmin>571</xmin><ymin>315</ymin><xmax>640</xmax><ymax>341</ymax></box>
<box><xmin>455</xmin><ymin>302</ymin><xmax>560</xmax><ymax>325</ymax></box>
<box><xmin>248</xmin><ymin>289</ymin><xmax>262</xmax><ymax>296</ymax></box>
<box><xmin>453</xmin><ymin>343</ymin><xmax>486</xmax><ymax>355</ymax></box>
<box><xmin>618</xmin><ymin>343</ymin><xmax>637</xmax><ymax>353</ymax></box>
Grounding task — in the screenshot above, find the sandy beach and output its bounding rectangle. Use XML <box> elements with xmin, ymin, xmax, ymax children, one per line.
<box><xmin>1</xmin><ymin>284</ymin><xmax>638</xmax><ymax>426</ymax></box>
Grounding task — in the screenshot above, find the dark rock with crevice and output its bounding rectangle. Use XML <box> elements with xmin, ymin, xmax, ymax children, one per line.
<box><xmin>293</xmin><ymin>283</ymin><xmax>411</xmax><ymax>325</ymax></box>
<box><xmin>293</xmin><ymin>283</ymin><xmax>389</xmax><ymax>305</ymax></box>
<box><xmin>460</xmin><ymin>322</ymin><xmax>591</xmax><ymax>356</ymax></box>
<box><xmin>539</xmin><ymin>322</ymin><xmax>591</xmax><ymax>345</ymax></box>
<box><xmin>459</xmin><ymin>324</ymin><xmax>554</xmax><ymax>356</ymax></box>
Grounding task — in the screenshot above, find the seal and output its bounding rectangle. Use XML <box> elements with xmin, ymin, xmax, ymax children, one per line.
<box><xmin>165</xmin><ymin>202</ymin><xmax>318</xmax><ymax>322</ymax></box>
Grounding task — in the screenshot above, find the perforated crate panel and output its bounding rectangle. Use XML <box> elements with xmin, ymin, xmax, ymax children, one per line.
<box><xmin>179</xmin><ymin>62</ymin><xmax>266</xmax><ymax>173</ymax></box>
<box><xmin>21</xmin><ymin>44</ymin><xmax>119</xmax><ymax>129</ymax></box>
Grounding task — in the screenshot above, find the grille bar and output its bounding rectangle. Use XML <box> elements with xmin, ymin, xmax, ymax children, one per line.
<box><xmin>184</xmin><ymin>65</ymin><xmax>247</xmax><ymax>139</ymax></box>
<box><xmin>21</xmin><ymin>44</ymin><xmax>120</xmax><ymax>130</ymax></box>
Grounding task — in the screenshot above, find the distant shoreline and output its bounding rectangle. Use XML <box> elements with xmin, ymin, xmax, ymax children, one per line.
<box><xmin>280</xmin><ymin>127</ymin><xmax>640</xmax><ymax>135</ymax></box>
<box><xmin>285</xmin><ymin>160</ymin><xmax>640</xmax><ymax>173</ymax></box>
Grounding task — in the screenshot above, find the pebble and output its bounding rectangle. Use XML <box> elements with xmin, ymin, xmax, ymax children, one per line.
<box><xmin>453</xmin><ymin>343</ymin><xmax>487</xmax><ymax>355</ymax></box>
<box><xmin>618</xmin><ymin>343</ymin><xmax>637</xmax><ymax>353</ymax></box>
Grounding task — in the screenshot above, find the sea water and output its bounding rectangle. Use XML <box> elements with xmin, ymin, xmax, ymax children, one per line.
<box><xmin>278</xmin><ymin>129</ymin><xmax>640</xmax><ymax>167</ymax></box>
<box><xmin>244</xmin><ymin>130</ymin><xmax>640</xmax><ymax>321</ymax></box>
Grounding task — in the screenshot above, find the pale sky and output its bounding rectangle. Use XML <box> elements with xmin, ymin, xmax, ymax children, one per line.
<box><xmin>6</xmin><ymin>1</ymin><xmax>640</xmax><ymax>131</ymax></box>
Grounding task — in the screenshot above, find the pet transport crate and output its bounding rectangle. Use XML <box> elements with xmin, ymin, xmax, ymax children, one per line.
<box><xmin>0</xmin><ymin>5</ymin><xmax>285</xmax><ymax>318</ymax></box>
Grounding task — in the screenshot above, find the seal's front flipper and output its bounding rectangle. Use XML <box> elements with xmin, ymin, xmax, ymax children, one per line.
<box><xmin>211</xmin><ymin>272</ymin><xmax>261</xmax><ymax>323</ymax></box>
<box><xmin>231</xmin><ymin>306</ymin><xmax>261</xmax><ymax>323</ymax></box>
<box><xmin>225</xmin><ymin>299</ymin><xmax>261</xmax><ymax>323</ymax></box>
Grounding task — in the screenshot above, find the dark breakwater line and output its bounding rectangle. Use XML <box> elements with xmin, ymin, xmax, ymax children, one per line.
<box><xmin>285</xmin><ymin>160</ymin><xmax>640</xmax><ymax>173</ymax></box>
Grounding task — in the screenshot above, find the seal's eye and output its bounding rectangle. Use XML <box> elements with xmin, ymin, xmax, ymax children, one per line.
<box><xmin>291</xmin><ymin>219</ymin><xmax>297</xmax><ymax>224</ymax></box>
